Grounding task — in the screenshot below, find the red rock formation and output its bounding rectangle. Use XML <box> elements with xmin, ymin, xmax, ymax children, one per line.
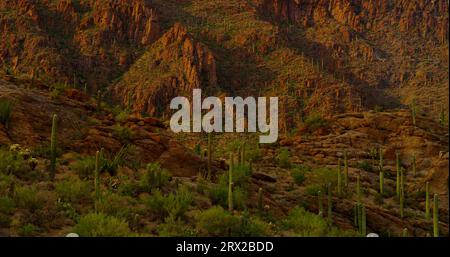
<box><xmin>257</xmin><ymin>0</ymin><xmax>448</xmax><ymax>43</ymax></box>
<box><xmin>112</xmin><ymin>23</ymin><xmax>218</xmax><ymax>116</ymax></box>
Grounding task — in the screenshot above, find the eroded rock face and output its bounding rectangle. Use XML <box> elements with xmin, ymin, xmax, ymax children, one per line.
<box><xmin>112</xmin><ymin>23</ymin><xmax>218</xmax><ymax>116</ymax></box>
<box><xmin>0</xmin><ymin>0</ymin><xmax>160</xmax><ymax>89</ymax></box>
<box><xmin>257</xmin><ymin>0</ymin><xmax>448</xmax><ymax>43</ymax></box>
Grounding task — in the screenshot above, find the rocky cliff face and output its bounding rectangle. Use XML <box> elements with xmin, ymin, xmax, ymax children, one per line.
<box><xmin>0</xmin><ymin>0</ymin><xmax>160</xmax><ymax>90</ymax></box>
<box><xmin>257</xmin><ymin>0</ymin><xmax>448</xmax><ymax>44</ymax></box>
<box><xmin>112</xmin><ymin>23</ymin><xmax>218</xmax><ymax>116</ymax></box>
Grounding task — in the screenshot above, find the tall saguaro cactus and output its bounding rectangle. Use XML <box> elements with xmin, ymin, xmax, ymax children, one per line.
<box><xmin>337</xmin><ymin>158</ymin><xmax>342</xmax><ymax>196</ymax></box>
<box><xmin>318</xmin><ymin>190</ymin><xmax>323</xmax><ymax>217</ymax></box>
<box><xmin>425</xmin><ymin>182</ymin><xmax>430</xmax><ymax>220</ymax></box>
<box><xmin>433</xmin><ymin>194</ymin><xmax>439</xmax><ymax>237</ymax></box>
<box><xmin>228</xmin><ymin>153</ymin><xmax>234</xmax><ymax>212</ymax></box>
<box><xmin>344</xmin><ymin>151</ymin><xmax>349</xmax><ymax>187</ymax></box>
<box><xmin>357</xmin><ymin>174</ymin><xmax>361</xmax><ymax>204</ymax></box>
<box><xmin>396</xmin><ymin>152</ymin><xmax>401</xmax><ymax>198</ymax></box>
<box><xmin>379</xmin><ymin>170</ymin><xmax>384</xmax><ymax>195</ymax></box>
<box><xmin>327</xmin><ymin>183</ymin><xmax>332</xmax><ymax>225</ymax></box>
<box><xmin>50</xmin><ymin>114</ymin><xmax>58</xmax><ymax>181</ymax></box>
<box><xmin>207</xmin><ymin>133</ymin><xmax>212</xmax><ymax>180</ymax></box>
<box><xmin>258</xmin><ymin>187</ymin><xmax>263</xmax><ymax>213</ymax></box>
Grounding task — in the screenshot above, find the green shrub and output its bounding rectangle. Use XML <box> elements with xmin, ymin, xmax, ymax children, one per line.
<box><xmin>357</xmin><ymin>161</ymin><xmax>373</xmax><ymax>172</ymax></box>
<box><xmin>96</xmin><ymin>192</ymin><xmax>134</xmax><ymax>219</ymax></box>
<box><xmin>73</xmin><ymin>213</ymin><xmax>132</xmax><ymax>237</ymax></box>
<box><xmin>291</xmin><ymin>165</ymin><xmax>310</xmax><ymax>185</ymax></box>
<box><xmin>0</xmin><ymin>196</ymin><xmax>15</xmax><ymax>227</ymax></box>
<box><xmin>0</xmin><ymin>148</ymin><xmax>31</xmax><ymax>178</ymax></box>
<box><xmin>309</xmin><ymin>167</ymin><xmax>337</xmax><ymax>186</ymax></box>
<box><xmin>144</xmin><ymin>186</ymin><xmax>193</xmax><ymax>219</ymax></box>
<box><xmin>0</xmin><ymin>98</ymin><xmax>13</xmax><ymax>128</ymax></box>
<box><xmin>18</xmin><ymin>223</ymin><xmax>38</xmax><ymax>236</ymax></box>
<box><xmin>305</xmin><ymin>184</ymin><xmax>323</xmax><ymax>196</ymax></box>
<box><xmin>140</xmin><ymin>163</ymin><xmax>171</xmax><ymax>192</ymax></box>
<box><xmin>70</xmin><ymin>156</ymin><xmax>96</xmax><ymax>179</ymax></box>
<box><xmin>277</xmin><ymin>148</ymin><xmax>291</xmax><ymax>168</ymax></box>
<box><xmin>304</xmin><ymin>114</ymin><xmax>328</xmax><ymax>133</ymax></box>
<box><xmin>157</xmin><ymin>215</ymin><xmax>198</xmax><ymax>237</ymax></box>
<box><xmin>55</xmin><ymin>177</ymin><xmax>91</xmax><ymax>204</ymax></box>
<box><xmin>112</xmin><ymin>125</ymin><xmax>133</xmax><ymax>143</ymax></box>
<box><xmin>0</xmin><ymin>173</ymin><xmax>14</xmax><ymax>196</ymax></box>
<box><xmin>196</xmin><ymin>206</ymin><xmax>270</xmax><ymax>236</ymax></box>
<box><xmin>13</xmin><ymin>186</ymin><xmax>46</xmax><ymax>212</ymax></box>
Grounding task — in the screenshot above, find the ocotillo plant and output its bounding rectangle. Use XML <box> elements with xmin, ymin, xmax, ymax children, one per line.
<box><xmin>344</xmin><ymin>151</ymin><xmax>349</xmax><ymax>187</ymax></box>
<box><xmin>337</xmin><ymin>158</ymin><xmax>342</xmax><ymax>196</ymax></box>
<box><xmin>50</xmin><ymin>114</ymin><xmax>57</xmax><ymax>181</ymax></box>
<box><xmin>207</xmin><ymin>133</ymin><xmax>212</xmax><ymax>180</ymax></box>
<box><xmin>327</xmin><ymin>183</ymin><xmax>332</xmax><ymax>225</ymax></box>
<box><xmin>412</xmin><ymin>153</ymin><xmax>416</xmax><ymax>177</ymax></box>
<box><xmin>228</xmin><ymin>153</ymin><xmax>234</xmax><ymax>212</ymax></box>
<box><xmin>425</xmin><ymin>182</ymin><xmax>430</xmax><ymax>220</ymax></box>
<box><xmin>318</xmin><ymin>190</ymin><xmax>323</xmax><ymax>217</ymax></box>
<box><xmin>258</xmin><ymin>187</ymin><xmax>263</xmax><ymax>213</ymax></box>
<box><xmin>396</xmin><ymin>152</ymin><xmax>400</xmax><ymax>198</ymax></box>
<box><xmin>433</xmin><ymin>194</ymin><xmax>439</xmax><ymax>237</ymax></box>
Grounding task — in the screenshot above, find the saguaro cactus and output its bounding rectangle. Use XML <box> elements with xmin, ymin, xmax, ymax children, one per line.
<box><xmin>258</xmin><ymin>187</ymin><xmax>263</xmax><ymax>213</ymax></box>
<box><xmin>327</xmin><ymin>183</ymin><xmax>332</xmax><ymax>225</ymax></box>
<box><xmin>344</xmin><ymin>151</ymin><xmax>349</xmax><ymax>187</ymax></box>
<box><xmin>50</xmin><ymin>114</ymin><xmax>57</xmax><ymax>181</ymax></box>
<box><xmin>412</xmin><ymin>153</ymin><xmax>416</xmax><ymax>177</ymax></box>
<box><xmin>379</xmin><ymin>170</ymin><xmax>384</xmax><ymax>195</ymax></box>
<box><xmin>361</xmin><ymin>205</ymin><xmax>366</xmax><ymax>236</ymax></box>
<box><xmin>337</xmin><ymin>158</ymin><xmax>342</xmax><ymax>196</ymax></box>
<box><xmin>228</xmin><ymin>153</ymin><xmax>234</xmax><ymax>212</ymax></box>
<box><xmin>357</xmin><ymin>174</ymin><xmax>361</xmax><ymax>204</ymax></box>
<box><xmin>411</xmin><ymin>99</ymin><xmax>417</xmax><ymax>126</ymax></box>
<box><xmin>433</xmin><ymin>194</ymin><xmax>439</xmax><ymax>237</ymax></box>
<box><xmin>400</xmin><ymin>186</ymin><xmax>405</xmax><ymax>219</ymax></box>
<box><xmin>318</xmin><ymin>190</ymin><xmax>323</xmax><ymax>217</ymax></box>
<box><xmin>207</xmin><ymin>133</ymin><xmax>212</xmax><ymax>180</ymax></box>
<box><xmin>425</xmin><ymin>182</ymin><xmax>430</xmax><ymax>220</ymax></box>
<box><xmin>396</xmin><ymin>152</ymin><xmax>400</xmax><ymax>198</ymax></box>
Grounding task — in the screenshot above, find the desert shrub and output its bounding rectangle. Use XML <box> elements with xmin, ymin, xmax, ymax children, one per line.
<box><xmin>117</xmin><ymin>177</ymin><xmax>141</xmax><ymax>197</ymax></box>
<box><xmin>0</xmin><ymin>173</ymin><xmax>14</xmax><ymax>196</ymax></box>
<box><xmin>305</xmin><ymin>184</ymin><xmax>323</xmax><ymax>196</ymax></box>
<box><xmin>357</xmin><ymin>161</ymin><xmax>373</xmax><ymax>172</ymax></box>
<box><xmin>13</xmin><ymin>185</ymin><xmax>46</xmax><ymax>212</ymax></box>
<box><xmin>0</xmin><ymin>98</ymin><xmax>13</xmax><ymax>128</ymax></box>
<box><xmin>70</xmin><ymin>156</ymin><xmax>96</xmax><ymax>179</ymax></box>
<box><xmin>112</xmin><ymin>125</ymin><xmax>133</xmax><ymax>143</ymax></box>
<box><xmin>280</xmin><ymin>207</ymin><xmax>328</xmax><ymax>236</ymax></box>
<box><xmin>0</xmin><ymin>196</ymin><xmax>15</xmax><ymax>227</ymax></box>
<box><xmin>115</xmin><ymin>110</ymin><xmax>129</xmax><ymax>123</ymax></box>
<box><xmin>31</xmin><ymin>142</ymin><xmax>63</xmax><ymax>159</ymax></box>
<box><xmin>73</xmin><ymin>213</ymin><xmax>132</xmax><ymax>237</ymax></box>
<box><xmin>157</xmin><ymin>215</ymin><xmax>198</xmax><ymax>237</ymax></box>
<box><xmin>291</xmin><ymin>165</ymin><xmax>310</xmax><ymax>185</ymax></box>
<box><xmin>196</xmin><ymin>207</ymin><xmax>271</xmax><ymax>236</ymax></box>
<box><xmin>0</xmin><ymin>148</ymin><xmax>31</xmax><ymax>178</ymax></box>
<box><xmin>144</xmin><ymin>186</ymin><xmax>193</xmax><ymax>219</ymax></box>
<box><xmin>309</xmin><ymin>167</ymin><xmax>337</xmax><ymax>186</ymax></box>
<box><xmin>55</xmin><ymin>177</ymin><xmax>91</xmax><ymax>204</ymax></box>
<box><xmin>96</xmin><ymin>192</ymin><xmax>135</xmax><ymax>219</ymax></box>
<box><xmin>18</xmin><ymin>223</ymin><xmax>38</xmax><ymax>236</ymax></box>
<box><xmin>140</xmin><ymin>163</ymin><xmax>171</xmax><ymax>192</ymax></box>
<box><xmin>277</xmin><ymin>148</ymin><xmax>291</xmax><ymax>168</ymax></box>
<box><xmin>100</xmin><ymin>146</ymin><xmax>130</xmax><ymax>176</ymax></box>
<box><xmin>303</xmin><ymin>113</ymin><xmax>328</xmax><ymax>133</ymax></box>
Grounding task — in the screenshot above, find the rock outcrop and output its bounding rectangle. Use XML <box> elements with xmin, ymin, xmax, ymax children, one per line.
<box><xmin>112</xmin><ymin>23</ymin><xmax>218</xmax><ymax>116</ymax></box>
